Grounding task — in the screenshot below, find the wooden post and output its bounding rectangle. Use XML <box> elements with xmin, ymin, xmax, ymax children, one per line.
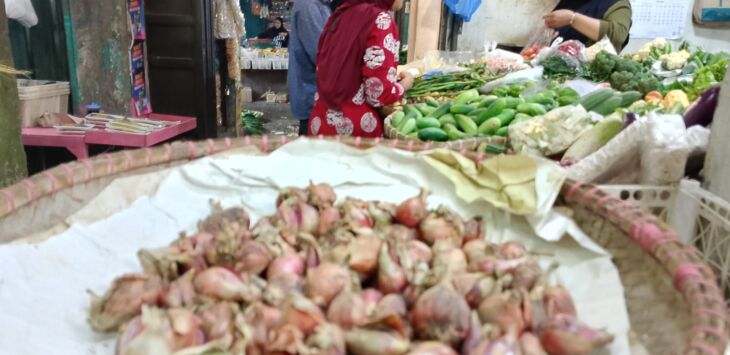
<box><xmin>406</xmin><ymin>0</ymin><xmax>442</xmax><ymax>62</ymax></box>
<box><xmin>0</xmin><ymin>0</ymin><xmax>29</xmax><ymax>187</ymax></box>
<box><xmin>703</xmin><ymin>69</ymin><xmax>730</xmax><ymax>201</ymax></box>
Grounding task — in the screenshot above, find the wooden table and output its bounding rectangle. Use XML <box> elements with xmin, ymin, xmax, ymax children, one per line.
<box><xmin>21</xmin><ymin>114</ymin><xmax>197</xmax><ymax>160</ymax></box>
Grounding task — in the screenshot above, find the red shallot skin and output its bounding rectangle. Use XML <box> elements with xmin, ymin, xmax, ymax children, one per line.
<box><xmin>283</xmin><ymin>293</ymin><xmax>326</xmax><ymax>336</ymax></box>
<box><xmin>407</xmin><ymin>240</ymin><xmax>434</xmax><ymax>264</ymax></box>
<box><xmin>267</xmin><ymin>253</ymin><xmax>306</xmax><ymax>280</ymax></box>
<box><xmin>193</xmin><ymin>266</ymin><xmax>261</xmax><ymax>303</ymax></box>
<box><xmin>307</xmin><ymin>323</ymin><xmax>347</xmax><ymax>355</ymax></box>
<box><xmin>477</xmin><ymin>292</ymin><xmax>526</xmax><ymax>336</ymax></box>
<box><xmin>117</xmin><ymin>307</ymin><xmax>205</xmax><ymax>355</ymax></box>
<box><xmin>342</xmin><ymin>198</ymin><xmax>374</xmax><ymax>229</ymax></box>
<box><xmin>460</xmin><ymin>312</ymin><xmax>483</xmax><ymax>355</ymax></box>
<box><xmin>306</xmin><ymin>262</ymin><xmax>351</xmax><ymax>307</ymax></box>
<box><xmin>319</xmin><ymin>206</ymin><xmax>342</xmax><ymax>236</ymax></box>
<box><xmin>451</xmin><ymin>273</ymin><xmax>485</xmax><ymax>298</ymax></box>
<box><xmin>375</xmin><ymin>294</ymin><xmax>409</xmax><ymax>319</ymax></box>
<box><xmin>307</xmin><ymin>182</ymin><xmax>338</xmax><ymax>209</ymax></box>
<box><xmin>197</xmin><ymin>302</ymin><xmax>236</xmax><ymax>348</ymax></box>
<box><xmin>345</xmin><ymin>328</ymin><xmax>411</xmax><ymax>355</ymax></box>
<box><xmin>432</xmin><ymin>243</ymin><xmax>468</xmax><ymax>280</ymax></box>
<box><xmin>508</xmin><ymin>259</ymin><xmax>542</xmax><ymax>291</ymax></box>
<box><xmin>408</xmin><ymin>341</ymin><xmax>459</xmax><ymax>355</ymax></box>
<box><xmin>236</xmin><ymin>240</ymin><xmax>273</xmax><ymax>275</ymax></box>
<box><xmin>89</xmin><ymin>273</ymin><xmax>164</xmax><ymax>332</ymax></box>
<box><xmin>419</xmin><ymin>207</ymin><xmax>465</xmax><ymax>246</ymax></box>
<box><xmin>395</xmin><ymin>190</ymin><xmax>428</xmax><ymax>228</ymax></box>
<box><xmin>348</xmin><ymin>234</ymin><xmax>384</xmax><ymax>274</ymax></box>
<box><xmin>161</xmin><ymin>270</ymin><xmax>197</xmax><ymax>308</ymax></box>
<box><xmin>539</xmin><ymin>314</ymin><xmax>614</xmax><ymax>355</ymax></box>
<box><xmin>116</xmin><ymin>315</ymin><xmax>144</xmax><ymax>355</ymax></box>
<box><xmin>277</xmin><ymin>187</ymin><xmax>309</xmax><ymax>207</ymax></box>
<box><xmin>382</xmin><ymin>224</ymin><xmax>419</xmax><ymax>243</ymax></box>
<box><xmin>378</xmin><ymin>242</ymin><xmax>408</xmax><ymax>294</ymax></box>
<box><xmin>542</xmin><ymin>285</ymin><xmax>577</xmax><ymax>318</ymax></box>
<box><xmin>166</xmin><ymin>308</ymin><xmax>206</xmax><ymax>351</ymax></box>
<box><xmin>462</xmin><ymin>217</ymin><xmax>485</xmax><ymax>245</ymax></box>
<box><xmin>327</xmin><ymin>291</ymin><xmax>369</xmax><ymax>329</ymax></box>
<box><xmin>197</xmin><ymin>205</ymin><xmax>251</xmax><ymax>237</ymax></box>
<box><xmin>468</xmin><ymin>333</ymin><xmax>521</xmax><ymax>355</ymax></box>
<box><xmin>462</xmin><ymin>240</ymin><xmax>492</xmax><ymax>264</ymax></box>
<box><xmin>244</xmin><ymin>302</ymin><xmax>284</xmax><ymax>345</ymax></box>
<box><xmin>519</xmin><ymin>332</ymin><xmax>547</xmax><ymax>355</ymax></box>
<box><xmin>268</xmin><ymin>323</ymin><xmax>306</xmax><ymax>354</ymax></box>
<box><xmin>362</xmin><ymin>288</ymin><xmax>384</xmax><ymax>316</ymax></box>
<box><xmin>410</xmin><ymin>283</ymin><xmax>471</xmax><ymax>346</ymax></box>
<box><xmin>499</xmin><ymin>241</ymin><xmax>527</xmax><ymax>260</ymax></box>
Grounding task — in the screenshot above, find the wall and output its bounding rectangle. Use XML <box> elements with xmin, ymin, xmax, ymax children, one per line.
<box><xmin>457</xmin><ymin>1</ymin><xmax>730</xmax><ymax>53</ymax></box>
<box><xmin>0</xmin><ymin>0</ymin><xmax>29</xmax><ymax>187</ymax></box>
<box><xmin>68</xmin><ymin>0</ymin><xmax>132</xmax><ymax>114</ymax></box>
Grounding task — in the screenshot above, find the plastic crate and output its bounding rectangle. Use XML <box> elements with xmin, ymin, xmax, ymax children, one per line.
<box><xmin>17</xmin><ymin>79</ymin><xmax>70</xmax><ymax>127</ymax></box>
<box><xmin>600</xmin><ymin>180</ymin><xmax>730</xmax><ymax>299</ymax></box>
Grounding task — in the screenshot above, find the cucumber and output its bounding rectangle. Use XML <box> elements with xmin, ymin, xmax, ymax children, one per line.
<box><xmin>557</xmin><ymin>87</ymin><xmax>579</xmax><ymax>98</ymax></box>
<box><xmin>539</xmin><ymin>89</ymin><xmax>558</xmax><ymax>99</ymax></box>
<box><xmin>495</xmin><ymin>109</ymin><xmax>517</xmax><ymax>126</ymax></box>
<box><xmin>557</xmin><ymin>95</ymin><xmax>579</xmax><ymax>106</ymax></box>
<box><xmin>467</xmin><ymin>108</ymin><xmax>489</xmax><ymax>118</ymax></box>
<box><xmin>425</xmin><ymin>97</ymin><xmax>440</xmax><ymax>107</ymax></box>
<box><xmin>416</xmin><ymin>104</ymin><xmax>436</xmax><ymax>116</ymax></box>
<box><xmin>455</xmin><ymin>114</ymin><xmax>478</xmax><ymax>136</ymax></box>
<box><xmin>429</xmin><ymin>102</ymin><xmax>452</xmax><ymax>118</ymax></box>
<box><xmin>404</xmin><ymin>104</ymin><xmax>419</xmax><ymax>116</ymax></box>
<box><xmin>579</xmin><ymin>88</ymin><xmax>615</xmax><ymax>111</ymax></box>
<box><xmin>407</xmin><ymin>132</ymin><xmax>419</xmax><ymax>139</ymax></box>
<box><xmin>478</xmin><ymin>117</ymin><xmax>502</xmax><ymax>135</ymax></box>
<box><xmin>483</xmin><ymin>98</ymin><xmax>507</xmax><ymax>119</ymax></box>
<box><xmin>619</xmin><ymin>91</ymin><xmax>642</xmax><ymax>108</ymax></box>
<box><xmin>504</xmin><ymin>97</ymin><xmax>524</xmax><ymax>109</ymax></box>
<box><xmin>416</xmin><ymin>116</ymin><xmax>441</xmax><ymax>130</ymax></box>
<box><xmin>450</xmin><ymin>104</ymin><xmax>477</xmax><ymax>115</ymax></box>
<box><xmin>477</xmin><ymin>95</ymin><xmax>500</xmax><ymax>108</ymax></box>
<box><xmin>517</xmin><ymin>103</ymin><xmax>547</xmax><ymax>116</ymax></box>
<box><xmin>453</xmin><ymin>89</ymin><xmax>479</xmax><ymax>106</ymax></box>
<box><xmin>399</xmin><ymin>118</ymin><xmax>417</xmax><ymax>135</ymax></box>
<box><xmin>591</xmin><ymin>96</ymin><xmax>622</xmax><ymax>116</ymax></box>
<box><xmin>445</xmin><ymin>125</ymin><xmax>467</xmax><ymax>140</ymax></box>
<box><xmin>438</xmin><ymin>113</ymin><xmax>457</xmax><ymax>127</ymax></box>
<box><xmin>495</xmin><ymin>127</ymin><xmax>509</xmax><ymax>137</ymax></box>
<box><xmin>391</xmin><ymin>111</ymin><xmax>406</xmax><ymax>128</ymax></box>
<box><xmin>418</xmin><ymin>127</ymin><xmax>449</xmax><ymax>142</ymax></box>
<box><xmin>525</xmin><ymin>93</ymin><xmax>554</xmax><ymax>106</ymax></box>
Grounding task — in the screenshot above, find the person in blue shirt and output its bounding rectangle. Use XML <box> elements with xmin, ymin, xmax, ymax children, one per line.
<box><xmin>288</xmin><ymin>0</ymin><xmax>332</xmax><ymax>135</ymax></box>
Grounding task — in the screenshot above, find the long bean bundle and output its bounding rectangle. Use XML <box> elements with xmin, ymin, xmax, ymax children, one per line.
<box><xmin>406</xmin><ymin>64</ymin><xmax>500</xmax><ymax>99</ymax></box>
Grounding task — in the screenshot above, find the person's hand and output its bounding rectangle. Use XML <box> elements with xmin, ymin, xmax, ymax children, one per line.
<box><xmin>398</xmin><ymin>71</ymin><xmax>415</xmax><ymax>92</ymax></box>
<box><xmin>543</xmin><ymin>10</ymin><xmax>575</xmax><ymax>29</ymax></box>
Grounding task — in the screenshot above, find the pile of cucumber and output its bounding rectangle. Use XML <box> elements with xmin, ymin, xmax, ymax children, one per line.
<box><xmin>577</xmin><ymin>88</ymin><xmax>642</xmax><ymax>115</ymax></box>
<box><xmin>391</xmin><ymin>82</ymin><xmax>582</xmax><ymax>142</ymax></box>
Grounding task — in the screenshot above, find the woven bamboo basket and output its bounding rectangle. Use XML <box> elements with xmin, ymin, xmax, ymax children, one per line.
<box><xmin>0</xmin><ymin>136</ymin><xmax>727</xmax><ymax>355</ymax></box>
<box><xmin>383</xmin><ymin>114</ymin><xmax>507</xmax><ymax>152</ymax></box>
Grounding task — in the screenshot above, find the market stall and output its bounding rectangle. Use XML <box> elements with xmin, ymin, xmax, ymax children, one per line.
<box><xmin>389</xmin><ymin>36</ymin><xmax>727</xmax><ymax>185</ymax></box>
<box><xmin>0</xmin><ymin>136</ymin><xmax>726</xmax><ymax>355</ymax></box>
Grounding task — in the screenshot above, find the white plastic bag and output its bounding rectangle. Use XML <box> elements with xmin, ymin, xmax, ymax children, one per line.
<box><xmin>639</xmin><ymin>113</ymin><xmax>690</xmax><ymax>185</ymax></box>
<box><xmin>5</xmin><ymin>0</ymin><xmax>38</xmax><ymax>28</ymax></box>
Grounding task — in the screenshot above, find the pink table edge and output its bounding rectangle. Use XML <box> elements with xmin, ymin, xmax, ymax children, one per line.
<box><xmin>21</xmin><ymin>113</ymin><xmax>197</xmax><ymax>160</ymax></box>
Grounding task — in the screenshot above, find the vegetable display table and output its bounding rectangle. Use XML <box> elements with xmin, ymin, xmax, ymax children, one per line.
<box><xmin>21</xmin><ymin>114</ymin><xmax>196</xmax><ymax>160</ymax></box>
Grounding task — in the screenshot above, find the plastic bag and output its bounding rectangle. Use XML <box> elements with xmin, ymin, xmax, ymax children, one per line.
<box><xmin>479</xmin><ymin>66</ymin><xmax>544</xmax><ymax>94</ymax></box>
<box><xmin>534</xmin><ymin>39</ymin><xmax>587</xmax><ymax>67</ymax></box>
<box><xmin>520</xmin><ymin>26</ymin><xmax>557</xmax><ymax>61</ymax></box>
<box><xmin>444</xmin><ymin>0</ymin><xmax>481</xmax><ymax>22</ymax></box>
<box><xmin>639</xmin><ymin>113</ymin><xmax>690</xmax><ymax>185</ymax></box>
<box><xmin>5</xmin><ymin>0</ymin><xmax>37</xmax><ymax>28</ymax></box>
<box><xmin>509</xmin><ymin>105</ymin><xmax>594</xmax><ymax>157</ymax></box>
<box><xmin>585</xmin><ymin>36</ymin><xmax>616</xmax><ymax>62</ymax></box>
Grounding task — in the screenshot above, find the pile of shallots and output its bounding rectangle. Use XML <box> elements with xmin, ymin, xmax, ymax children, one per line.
<box><xmin>89</xmin><ymin>184</ymin><xmax>613</xmax><ymax>355</ymax></box>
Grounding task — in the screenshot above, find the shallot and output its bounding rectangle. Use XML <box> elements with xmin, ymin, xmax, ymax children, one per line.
<box><xmin>306</xmin><ymin>262</ymin><xmax>351</xmax><ymax>307</ymax></box>
<box><xmin>378</xmin><ymin>242</ymin><xmax>408</xmax><ymax>294</ymax></box>
<box><xmin>267</xmin><ymin>252</ymin><xmax>306</xmax><ymax>280</ymax></box>
<box><xmin>396</xmin><ymin>190</ymin><xmax>428</xmax><ymax>228</ymax></box>
<box><xmin>539</xmin><ymin>314</ymin><xmax>613</xmax><ymax>355</ymax></box>
<box><xmin>193</xmin><ymin>267</ymin><xmax>261</xmax><ymax>302</ymax></box>
<box><xmin>327</xmin><ymin>291</ymin><xmax>368</xmax><ymax>329</ymax></box>
<box><xmin>89</xmin><ymin>274</ymin><xmax>164</xmax><ymax>332</ymax></box>
<box><xmin>345</xmin><ymin>328</ymin><xmax>410</xmax><ymax>355</ymax></box>
<box><xmin>308</xmin><ymin>182</ymin><xmax>338</xmax><ymax>209</ymax></box>
<box><xmin>411</xmin><ymin>283</ymin><xmax>471</xmax><ymax>346</ymax></box>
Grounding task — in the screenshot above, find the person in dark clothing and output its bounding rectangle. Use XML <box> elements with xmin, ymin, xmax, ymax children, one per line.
<box><xmin>257</xmin><ymin>17</ymin><xmax>290</xmax><ymax>47</ymax></box>
<box><xmin>543</xmin><ymin>0</ymin><xmax>632</xmax><ymax>51</ymax></box>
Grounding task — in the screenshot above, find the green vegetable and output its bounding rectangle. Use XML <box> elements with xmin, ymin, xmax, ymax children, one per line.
<box><xmin>619</xmin><ymin>91</ymin><xmax>642</xmax><ymax>107</ymax></box>
<box><xmin>446</xmin><ymin>126</ymin><xmax>467</xmax><ymax>140</ymax></box>
<box><xmin>455</xmin><ymin>115</ymin><xmax>478</xmax><ymax>136</ymax></box>
<box><xmin>391</xmin><ymin>111</ymin><xmax>406</xmax><ymax>128</ymax></box>
<box><xmin>557</xmin><ymin>95</ymin><xmax>579</xmax><ymax>106</ymax></box>
<box><xmin>609</xmin><ymin>71</ymin><xmax>660</xmax><ymax>95</ymax></box>
<box><xmin>468</xmin><ymin>108</ymin><xmax>488</xmax><ymax>118</ymax></box>
<box><xmin>475</xmin><ymin>95</ymin><xmax>499</xmax><ymax>108</ymax></box>
<box><xmin>438</xmin><ymin>113</ymin><xmax>457</xmax><ymax>127</ymax></box>
<box><xmin>416</xmin><ymin>104</ymin><xmax>436</xmax><ymax>116</ymax></box>
<box><xmin>478</xmin><ymin>117</ymin><xmax>502</xmax><ymax>135</ymax></box>
<box><xmin>450</xmin><ymin>104</ymin><xmax>477</xmax><ymax>115</ymax></box>
<box><xmin>526</xmin><ymin>93</ymin><xmax>554</xmax><ymax>106</ymax></box>
<box><xmin>517</xmin><ymin>103</ymin><xmax>547</xmax><ymax>116</ymax></box>
<box><xmin>491</xmin><ymin>85</ymin><xmax>511</xmax><ymax>97</ymax></box>
<box><xmin>418</xmin><ymin>127</ymin><xmax>449</xmax><ymax>142</ymax></box>
<box><xmin>495</xmin><ymin>127</ymin><xmax>509</xmax><ymax>137</ymax></box>
<box><xmin>557</xmin><ymin>87</ymin><xmax>579</xmax><ymax>99</ymax></box>
<box><xmin>591</xmin><ymin>95</ymin><xmax>622</xmax><ymax>115</ymax></box>
<box><xmin>589</xmin><ymin>51</ymin><xmax>619</xmax><ymax>81</ymax></box>
<box><xmin>429</xmin><ymin>102</ymin><xmax>453</xmax><ymax>118</ymax></box>
<box><xmin>562</xmin><ymin>115</ymin><xmax>623</xmax><ymax>164</ymax></box>
<box><xmin>416</xmin><ymin>117</ymin><xmax>441</xmax><ymax>130</ymax></box>
<box><xmin>399</xmin><ymin>118</ymin><xmax>417</xmax><ymax>135</ymax></box>
<box><xmin>483</xmin><ymin>98</ymin><xmax>507</xmax><ymax>119</ymax></box>
<box><xmin>495</xmin><ymin>109</ymin><xmax>517</xmax><ymax>126</ymax></box>
<box><xmin>241</xmin><ymin>110</ymin><xmax>265</xmax><ymax>135</ymax></box>
<box><xmin>453</xmin><ymin>89</ymin><xmax>480</xmax><ymax>106</ymax></box>
<box><xmin>542</xmin><ymin>56</ymin><xmax>578</xmax><ymax>81</ymax></box>
<box><xmin>425</xmin><ymin>97</ymin><xmax>440</xmax><ymax>107</ymax></box>
<box><xmin>580</xmin><ymin>88</ymin><xmax>615</xmax><ymax>111</ymax></box>
<box><xmin>503</xmin><ymin>97</ymin><xmax>524</xmax><ymax>109</ymax></box>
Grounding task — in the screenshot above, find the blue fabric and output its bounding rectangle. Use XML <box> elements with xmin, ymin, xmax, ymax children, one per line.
<box><xmin>288</xmin><ymin>0</ymin><xmax>331</xmax><ymax>120</ymax></box>
<box><xmin>444</xmin><ymin>0</ymin><xmax>481</xmax><ymax>22</ymax></box>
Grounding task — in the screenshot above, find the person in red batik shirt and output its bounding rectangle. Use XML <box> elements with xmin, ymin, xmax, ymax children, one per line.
<box><xmin>308</xmin><ymin>0</ymin><xmax>414</xmax><ymax>137</ymax></box>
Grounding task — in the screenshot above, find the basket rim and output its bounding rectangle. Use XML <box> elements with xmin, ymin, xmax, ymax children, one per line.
<box><xmin>0</xmin><ymin>135</ymin><xmax>726</xmax><ymax>354</ymax></box>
